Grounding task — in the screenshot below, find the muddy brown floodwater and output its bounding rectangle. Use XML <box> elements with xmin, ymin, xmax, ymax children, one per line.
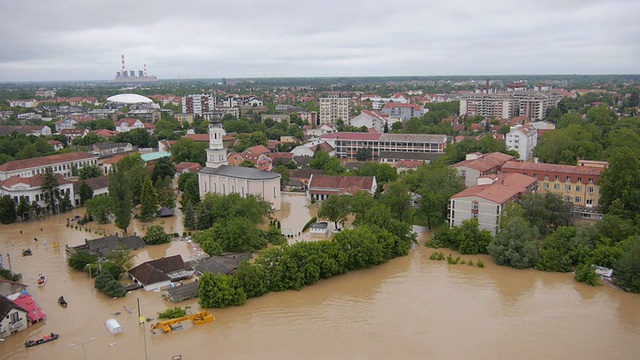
<box><xmin>1</xmin><ymin>194</ymin><xmax>640</xmax><ymax>359</ymax></box>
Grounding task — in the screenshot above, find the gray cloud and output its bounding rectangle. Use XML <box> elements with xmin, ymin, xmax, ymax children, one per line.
<box><xmin>0</xmin><ymin>0</ymin><xmax>638</xmax><ymax>81</ymax></box>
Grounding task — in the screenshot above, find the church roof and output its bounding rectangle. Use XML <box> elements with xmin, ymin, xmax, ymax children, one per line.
<box><xmin>199</xmin><ymin>165</ymin><xmax>280</xmax><ymax>180</ymax></box>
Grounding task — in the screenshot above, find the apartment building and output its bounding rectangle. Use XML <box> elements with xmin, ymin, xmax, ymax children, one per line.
<box><xmin>319</xmin><ymin>95</ymin><xmax>352</xmax><ymax>126</ymax></box>
<box><xmin>459</xmin><ymin>91</ymin><xmax>562</xmax><ymax>121</ymax></box>
<box><xmin>506</xmin><ymin>125</ymin><xmax>538</xmax><ymax>161</ymax></box>
<box><xmin>500</xmin><ymin>160</ymin><xmax>606</xmax><ymax>217</ymax></box>
<box><xmin>182</xmin><ymin>94</ymin><xmax>216</xmax><ymax>115</ymax></box>
<box><xmin>380</xmin><ymin>103</ymin><xmax>424</xmax><ymax>121</ymax></box>
<box><xmin>449</xmin><ymin>173</ymin><xmax>538</xmax><ymax>235</ymax></box>
<box><xmin>319</xmin><ymin>132</ymin><xmax>448</xmax><ymax>162</ymax></box>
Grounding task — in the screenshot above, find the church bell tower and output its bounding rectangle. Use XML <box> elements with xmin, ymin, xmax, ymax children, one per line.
<box><xmin>206</xmin><ymin>121</ymin><xmax>227</xmax><ymax>168</ymax></box>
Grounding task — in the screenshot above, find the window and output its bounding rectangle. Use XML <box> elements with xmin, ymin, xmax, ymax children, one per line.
<box><xmin>565</xmin><ymin>185</ymin><xmax>571</xmax><ymax>192</ymax></box>
<box><xmin>577</xmin><ymin>177</ymin><xmax>582</xmax><ymax>182</ymax></box>
<box><xmin>588</xmin><ymin>178</ymin><xmax>594</xmax><ymax>184</ymax></box>
<box><xmin>566</xmin><ymin>176</ymin><xmax>571</xmax><ymax>182</ymax></box>
<box><xmin>36</xmin><ymin>194</ymin><xmax>40</xmax><ymax>201</ymax></box>
<box><xmin>575</xmin><ymin>197</ymin><xmax>582</xmax><ymax>203</ymax></box>
<box><xmin>274</xmin><ymin>187</ymin><xmax>278</xmax><ymax>198</ymax></box>
<box><xmin>555</xmin><ymin>175</ymin><xmax>560</xmax><ymax>180</ymax></box>
<box><xmin>576</xmin><ymin>185</ymin><xmax>582</xmax><ymax>192</ymax></box>
<box><xmin>586</xmin><ymin>199</ymin><xmax>593</xmax><ymax>206</ymax></box>
<box><xmin>544</xmin><ymin>175</ymin><xmax>549</xmax><ymax>180</ymax></box>
<box><xmin>588</xmin><ymin>187</ymin><xmax>594</xmax><ymax>194</ymax></box>
<box><xmin>472</xmin><ymin>201</ymin><xmax>479</xmax><ymax>210</ymax></box>
<box><xmin>565</xmin><ymin>196</ymin><xmax>571</xmax><ymax>202</ymax></box>
<box><xmin>544</xmin><ymin>183</ymin><xmax>549</xmax><ymax>189</ymax></box>
<box><xmin>10</xmin><ymin>312</ymin><xmax>20</xmax><ymax>324</ymax></box>
<box><xmin>554</xmin><ymin>184</ymin><xmax>560</xmax><ymax>190</ymax></box>
<box><xmin>472</xmin><ymin>213</ymin><xmax>478</xmax><ymax>219</ymax></box>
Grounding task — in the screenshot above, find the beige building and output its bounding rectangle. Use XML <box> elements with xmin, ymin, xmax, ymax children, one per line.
<box><xmin>449</xmin><ymin>173</ymin><xmax>538</xmax><ymax>234</ymax></box>
<box><xmin>0</xmin><ymin>152</ymin><xmax>98</xmax><ymax>180</ymax></box>
<box><xmin>453</xmin><ymin>152</ymin><xmax>516</xmax><ymax>187</ymax></box>
<box><xmin>319</xmin><ymin>95</ymin><xmax>351</xmax><ymax>126</ymax></box>
<box><xmin>198</xmin><ymin>122</ymin><xmax>281</xmax><ymax>211</ymax></box>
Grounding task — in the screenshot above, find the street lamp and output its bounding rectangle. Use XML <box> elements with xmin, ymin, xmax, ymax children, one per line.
<box><xmin>85</xmin><ymin>263</ymin><xmax>92</xmax><ymax>279</ymax></box>
<box><xmin>69</xmin><ymin>337</ymin><xmax>96</xmax><ymax>360</ymax></box>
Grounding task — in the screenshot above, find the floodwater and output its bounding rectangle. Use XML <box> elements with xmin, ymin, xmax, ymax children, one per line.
<box><xmin>1</xmin><ymin>195</ymin><xmax>639</xmax><ymax>360</ymax></box>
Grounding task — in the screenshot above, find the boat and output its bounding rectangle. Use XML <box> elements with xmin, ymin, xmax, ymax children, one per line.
<box><xmin>24</xmin><ymin>333</ymin><xmax>59</xmax><ymax>347</ymax></box>
<box><xmin>37</xmin><ymin>275</ymin><xmax>47</xmax><ymax>287</ymax></box>
<box><xmin>22</xmin><ymin>248</ymin><xmax>32</xmax><ymax>256</ymax></box>
<box><xmin>58</xmin><ymin>296</ymin><xmax>67</xmax><ymax>307</ymax></box>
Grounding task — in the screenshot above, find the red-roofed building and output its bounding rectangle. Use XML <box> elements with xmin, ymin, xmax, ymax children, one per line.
<box><xmin>0</xmin><ymin>152</ymin><xmax>98</xmax><ymax>180</ymax></box>
<box><xmin>92</xmin><ymin>129</ymin><xmax>120</xmax><ymax>138</ymax></box>
<box><xmin>175</xmin><ymin>162</ymin><xmax>202</xmax><ymax>174</ymax></box>
<box><xmin>115</xmin><ymin>118</ymin><xmax>144</xmax><ymax>132</ymax></box>
<box><xmin>0</xmin><ymin>173</ymin><xmax>74</xmax><ymax>208</ymax></box>
<box><xmin>452</xmin><ymin>152</ymin><xmax>516</xmax><ymax>187</ymax></box>
<box><xmin>394</xmin><ymin>160</ymin><xmax>424</xmax><ymax>173</ymax></box>
<box><xmin>99</xmin><ymin>154</ymin><xmax>127</xmax><ymax>174</ymax></box>
<box><xmin>11</xmin><ymin>293</ymin><xmax>46</xmax><ymax>325</ymax></box>
<box><xmin>60</xmin><ymin>128</ymin><xmax>89</xmax><ymax>141</ymax></box>
<box><xmin>449</xmin><ymin>173</ymin><xmax>538</xmax><ymax>234</ymax></box>
<box><xmin>307</xmin><ymin>174</ymin><xmax>377</xmax><ymax>201</ymax></box>
<box><xmin>47</xmin><ymin>140</ymin><xmax>64</xmax><ymax>151</ymax></box>
<box><xmin>500</xmin><ymin>160</ymin><xmax>605</xmax><ymax>212</ymax></box>
<box><xmin>184</xmin><ymin>133</ymin><xmax>209</xmax><ymax>142</ymax></box>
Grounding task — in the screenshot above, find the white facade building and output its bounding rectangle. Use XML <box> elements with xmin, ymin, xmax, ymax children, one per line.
<box><xmin>0</xmin><ymin>152</ymin><xmax>98</xmax><ymax>181</ymax></box>
<box><xmin>506</xmin><ymin>125</ymin><xmax>538</xmax><ymax>161</ymax></box>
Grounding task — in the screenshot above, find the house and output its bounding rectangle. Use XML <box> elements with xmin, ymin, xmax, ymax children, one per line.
<box><xmin>288</xmin><ymin>169</ymin><xmax>323</xmax><ymax>190</ymax></box>
<box><xmin>0</xmin><ymin>294</ymin><xmax>29</xmax><ymax>337</ymax></box>
<box><xmin>309</xmin><ymin>222</ymin><xmax>329</xmax><ymax>234</ymax></box>
<box><xmin>11</xmin><ymin>293</ymin><xmax>46</xmax><ymax>325</ymax></box>
<box><xmin>92</xmin><ymin>142</ymin><xmax>134</xmax><ymax>157</ymax></box>
<box><xmin>381</xmin><ymin>103</ymin><xmax>424</xmax><ymax>121</ymax></box>
<box><xmin>91</xmin><ymin>129</ymin><xmax>120</xmax><ymax>139</ymax></box>
<box><xmin>73</xmin><ymin>176</ymin><xmax>110</xmax><ymax>206</ymax></box>
<box><xmin>449</xmin><ymin>173</ymin><xmax>538</xmax><ymax>234</ymax></box>
<box><xmin>291</xmin><ymin>145</ymin><xmax>316</xmax><ymax>158</ymax></box>
<box><xmin>0</xmin><ymin>126</ymin><xmax>51</xmax><ymax>137</ymax></box>
<box><xmin>394</xmin><ymin>160</ymin><xmax>424</xmax><ymax>173</ymax></box>
<box><xmin>0</xmin><ymin>151</ymin><xmax>98</xmax><ymax>180</ymax></box>
<box><xmin>164</xmin><ymin>282</ymin><xmax>200</xmax><ymax>303</ymax></box>
<box><xmin>190</xmin><ymin>254</ymin><xmax>252</xmax><ymax>276</ymax></box>
<box><xmin>129</xmin><ymin>255</ymin><xmax>194</xmax><ymax>292</ymax></box>
<box><xmin>349</xmin><ymin>110</ymin><xmax>388</xmax><ymax>133</ymax></box>
<box><xmin>158</xmin><ymin>140</ymin><xmax>176</xmax><ymax>153</ymax></box>
<box><xmin>115</xmin><ymin>118</ymin><xmax>144</xmax><ymax>132</ymax></box>
<box><xmin>65</xmin><ymin>235</ymin><xmax>146</xmax><ymax>259</ymax></box>
<box><xmin>47</xmin><ymin>140</ymin><xmax>64</xmax><ymax>151</ymax></box>
<box><xmin>184</xmin><ymin>133</ymin><xmax>209</xmax><ymax>143</ymax></box>
<box><xmin>452</xmin><ymin>152</ymin><xmax>516</xmax><ymax>187</ymax></box>
<box><xmin>175</xmin><ymin>162</ymin><xmax>202</xmax><ymax>174</ymax></box>
<box><xmin>54</xmin><ymin>117</ymin><xmax>78</xmax><ymax>132</ymax></box>
<box><xmin>261</xmin><ymin>114</ymin><xmax>290</xmax><ymax>123</ymax></box>
<box><xmin>268</xmin><ymin>152</ymin><xmax>295</xmax><ymax>167</ymax></box>
<box><xmin>307</xmin><ymin>174</ymin><xmax>377</xmax><ymax>201</ymax></box>
<box><xmin>60</xmin><ymin>128</ymin><xmax>89</xmax><ymax>142</ymax></box>
<box><xmin>99</xmin><ymin>154</ymin><xmax>127</xmax><ymax>175</ymax></box>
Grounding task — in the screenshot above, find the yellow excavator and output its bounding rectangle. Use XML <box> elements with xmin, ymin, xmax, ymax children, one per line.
<box><xmin>149</xmin><ymin>310</ymin><xmax>215</xmax><ymax>333</ymax></box>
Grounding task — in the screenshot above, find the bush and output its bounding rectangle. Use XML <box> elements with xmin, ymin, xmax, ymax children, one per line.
<box><xmin>428</xmin><ymin>251</ymin><xmax>445</xmax><ymax>261</ymax></box>
<box><xmin>467</xmin><ymin>260</ymin><xmax>474</xmax><ymax>266</ymax></box>
<box><xmin>68</xmin><ymin>250</ymin><xmax>98</xmax><ymax>271</ymax></box>
<box><xmin>0</xmin><ymin>268</ymin><xmax>22</xmax><ymax>281</ymax></box>
<box><xmin>143</xmin><ymin>225</ymin><xmax>171</xmax><ymax>245</ymax></box>
<box><xmin>158</xmin><ymin>307</ymin><xmax>187</xmax><ymax>319</ymax></box>
<box><xmin>446</xmin><ymin>254</ymin><xmax>460</xmax><ymax>265</ymax></box>
<box><xmin>94</xmin><ymin>272</ymin><xmax>126</xmax><ymax>298</ymax></box>
<box><xmin>477</xmin><ymin>259</ymin><xmax>485</xmax><ymax>268</ymax></box>
<box><xmin>575</xmin><ymin>264</ymin><xmax>600</xmax><ymax>286</ymax></box>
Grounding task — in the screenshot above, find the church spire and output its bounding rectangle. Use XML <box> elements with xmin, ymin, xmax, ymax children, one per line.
<box><xmin>206</xmin><ymin>121</ymin><xmax>227</xmax><ymax>168</ymax></box>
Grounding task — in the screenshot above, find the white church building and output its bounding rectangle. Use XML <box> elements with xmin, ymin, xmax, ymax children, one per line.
<box><xmin>198</xmin><ymin>122</ymin><xmax>282</xmax><ymax>211</ymax></box>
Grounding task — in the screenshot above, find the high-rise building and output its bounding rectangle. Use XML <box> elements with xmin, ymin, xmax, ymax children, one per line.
<box><xmin>319</xmin><ymin>95</ymin><xmax>351</xmax><ymax>126</ymax></box>
<box><xmin>459</xmin><ymin>92</ymin><xmax>562</xmax><ymax>121</ymax></box>
<box><xmin>182</xmin><ymin>94</ymin><xmax>216</xmax><ymax>115</ymax></box>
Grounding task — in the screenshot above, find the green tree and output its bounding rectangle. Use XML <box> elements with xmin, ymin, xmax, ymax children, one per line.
<box><xmin>520</xmin><ymin>192</ymin><xmax>572</xmax><ymax>237</ymax></box>
<box><xmin>318</xmin><ymin>195</ymin><xmax>352</xmax><ymax>229</ymax></box>
<box><xmin>274</xmin><ymin>165</ymin><xmax>290</xmax><ymax>189</ymax></box>
<box><xmin>350</xmin><ymin>162</ymin><xmax>398</xmax><ymax>185</ymax></box>
<box><xmin>574</xmin><ymin>263</ymin><xmax>600</xmax><ymax>286</ymax></box>
<box><xmin>79</xmin><ymin>165</ymin><xmax>103</xmax><ymax>180</ymax></box>
<box><xmin>116</xmin><ymin>153</ymin><xmax>146</xmax><ymax>172</ymax></box>
<box><xmin>94</xmin><ymin>271</ymin><xmax>126</xmax><ymax>298</ymax></box>
<box><xmin>310</xmin><ymin>151</ymin><xmax>346</xmax><ymax>174</ymax></box>
<box><xmin>86</xmin><ymin>195</ymin><xmax>113</xmax><ymax>224</ymax></box>
<box><xmin>59</xmin><ymin>192</ymin><xmax>73</xmax><ymax>213</ymax></box>
<box><xmin>488</xmin><ymin>217</ymin><xmax>540</xmax><ymax>269</ymax></box>
<box><xmin>16</xmin><ymin>196</ymin><xmax>30</xmax><ymax>221</ymax></box>
<box><xmin>67</xmin><ymin>249</ymin><xmax>98</xmax><ymax>271</ymax></box>
<box><xmin>170</xmin><ymin>138</ymin><xmax>208</xmax><ymax>165</ymax></box>
<box><xmin>139</xmin><ymin>176</ymin><xmax>159</xmax><ymax>222</ymax></box>
<box><xmin>615</xmin><ymin>236</ymin><xmax>640</xmax><ymax>293</ymax></box>
<box><xmin>79</xmin><ymin>181</ymin><xmax>94</xmax><ymax>206</ymax></box>
<box><xmin>156</xmin><ymin>176</ymin><xmax>176</xmax><ymax>209</ymax></box>
<box><xmin>152</xmin><ymin>157</ymin><xmax>176</xmax><ymax>182</ymax></box>
<box><xmin>143</xmin><ymin>224</ymin><xmax>171</xmax><ymax>245</ymax></box>
<box><xmin>378</xmin><ymin>182</ymin><xmax>414</xmax><ymax>223</ymax></box>
<box><xmin>0</xmin><ymin>195</ymin><xmax>17</xmax><ymax>224</ymax></box>
<box><xmin>355</xmin><ymin>147</ymin><xmax>372</xmax><ymax>161</ymax></box>
<box><xmin>182</xmin><ymin>200</ymin><xmax>196</xmax><ymax>230</ymax></box>
<box><xmin>239</xmin><ymin>160</ymin><xmax>256</xmax><ymax>168</ymax></box>
<box><xmin>109</xmin><ymin>168</ymin><xmax>133</xmax><ymax>234</ymax></box>
<box><xmin>207</xmin><ymin>218</ymin><xmax>266</xmax><ymax>253</ymax></box>
<box><xmin>599</xmin><ymin>146</ymin><xmax>640</xmax><ymax>219</ymax></box>
<box><xmin>199</xmin><ymin>272</ymin><xmax>247</xmax><ymax>308</ymax></box>
<box><xmin>127</xmin><ymin>166</ymin><xmax>150</xmax><ymax>206</ymax></box>
<box><xmin>178</xmin><ymin>172</ymin><xmax>197</xmax><ymax>193</ymax></box>
<box><xmin>41</xmin><ymin>167</ymin><xmax>60</xmax><ymax>214</ymax></box>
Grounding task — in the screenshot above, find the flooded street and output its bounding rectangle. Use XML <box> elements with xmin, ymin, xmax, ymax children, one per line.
<box><xmin>1</xmin><ymin>195</ymin><xmax>640</xmax><ymax>359</ymax></box>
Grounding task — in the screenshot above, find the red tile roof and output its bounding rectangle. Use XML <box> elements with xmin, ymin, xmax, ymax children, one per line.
<box><xmin>451</xmin><ymin>173</ymin><xmax>537</xmax><ymax>204</ymax></box>
<box><xmin>92</xmin><ymin>129</ymin><xmax>119</xmax><ymax>137</ymax></box>
<box><xmin>309</xmin><ymin>175</ymin><xmax>375</xmax><ymax>192</ymax></box>
<box><xmin>184</xmin><ymin>134</ymin><xmax>209</xmax><ymax>142</ymax></box>
<box><xmin>175</xmin><ymin>162</ymin><xmax>202</xmax><ymax>173</ymax></box>
<box><xmin>243</xmin><ymin>145</ymin><xmax>270</xmax><ymax>155</ymax></box>
<box><xmin>101</xmin><ymin>154</ymin><xmax>127</xmax><ymax>165</ymax></box>
<box><xmin>0</xmin><ymin>152</ymin><xmax>96</xmax><ymax>172</ymax></box>
<box><xmin>1</xmin><ymin>173</ymin><xmax>71</xmax><ymax>188</ymax></box>
<box><xmin>453</xmin><ymin>152</ymin><xmax>515</xmax><ymax>173</ymax></box>
<box><xmin>501</xmin><ymin>161</ymin><xmax>604</xmax><ymax>178</ymax></box>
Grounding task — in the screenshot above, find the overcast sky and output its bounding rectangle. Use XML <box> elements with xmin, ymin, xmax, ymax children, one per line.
<box><xmin>0</xmin><ymin>0</ymin><xmax>638</xmax><ymax>82</ymax></box>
